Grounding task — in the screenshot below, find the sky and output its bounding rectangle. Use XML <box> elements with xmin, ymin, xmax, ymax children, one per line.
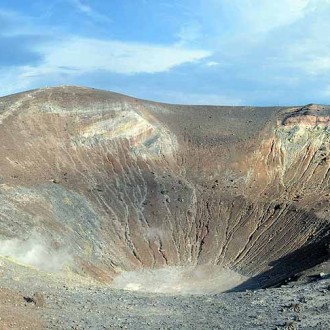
<box><xmin>1</xmin><ymin>0</ymin><xmax>330</xmax><ymax>105</ymax></box>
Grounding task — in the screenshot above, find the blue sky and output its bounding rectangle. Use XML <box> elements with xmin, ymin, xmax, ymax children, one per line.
<box><xmin>1</xmin><ymin>0</ymin><xmax>330</xmax><ymax>105</ymax></box>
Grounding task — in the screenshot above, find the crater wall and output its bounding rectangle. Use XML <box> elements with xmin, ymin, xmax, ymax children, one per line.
<box><xmin>0</xmin><ymin>87</ymin><xmax>329</xmax><ymax>289</ymax></box>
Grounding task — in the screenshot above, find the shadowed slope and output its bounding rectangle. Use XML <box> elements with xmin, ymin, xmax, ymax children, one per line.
<box><xmin>0</xmin><ymin>86</ymin><xmax>329</xmax><ymax>292</ymax></box>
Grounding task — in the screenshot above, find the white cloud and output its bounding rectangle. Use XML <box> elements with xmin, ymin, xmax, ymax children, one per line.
<box><xmin>192</xmin><ymin>0</ymin><xmax>330</xmax><ymax>79</ymax></box>
<box><xmin>195</xmin><ymin>0</ymin><xmax>330</xmax><ymax>49</ymax></box>
<box><xmin>25</xmin><ymin>37</ymin><xmax>211</xmax><ymax>75</ymax></box>
<box><xmin>71</xmin><ymin>0</ymin><xmax>92</xmax><ymax>14</ymax></box>
<box><xmin>297</xmin><ymin>57</ymin><xmax>330</xmax><ymax>75</ymax></box>
<box><xmin>205</xmin><ymin>61</ymin><xmax>220</xmax><ymax>67</ymax></box>
<box><xmin>263</xmin><ymin>2</ymin><xmax>330</xmax><ymax>75</ymax></box>
<box><xmin>0</xmin><ymin>37</ymin><xmax>210</xmax><ymax>96</ymax></box>
<box><xmin>240</xmin><ymin>0</ymin><xmax>311</xmax><ymax>33</ymax></box>
<box><xmin>68</xmin><ymin>0</ymin><xmax>111</xmax><ymax>22</ymax></box>
<box><xmin>204</xmin><ymin>0</ymin><xmax>314</xmax><ymax>37</ymax></box>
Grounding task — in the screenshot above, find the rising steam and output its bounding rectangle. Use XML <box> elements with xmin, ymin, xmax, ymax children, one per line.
<box><xmin>0</xmin><ymin>234</ymin><xmax>72</xmax><ymax>272</ymax></box>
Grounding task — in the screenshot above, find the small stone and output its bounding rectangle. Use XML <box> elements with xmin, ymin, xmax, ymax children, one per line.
<box><xmin>292</xmin><ymin>303</ymin><xmax>302</xmax><ymax>313</ymax></box>
<box><xmin>284</xmin><ymin>321</ymin><xmax>298</xmax><ymax>330</ymax></box>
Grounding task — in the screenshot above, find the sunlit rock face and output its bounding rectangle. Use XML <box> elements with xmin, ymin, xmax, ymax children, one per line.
<box><xmin>0</xmin><ymin>86</ymin><xmax>329</xmax><ymax>291</ymax></box>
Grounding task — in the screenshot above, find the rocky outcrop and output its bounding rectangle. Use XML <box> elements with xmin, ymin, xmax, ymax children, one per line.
<box><xmin>0</xmin><ymin>86</ymin><xmax>329</xmax><ymax>289</ymax></box>
<box><xmin>280</xmin><ymin>104</ymin><xmax>330</xmax><ymax>127</ymax></box>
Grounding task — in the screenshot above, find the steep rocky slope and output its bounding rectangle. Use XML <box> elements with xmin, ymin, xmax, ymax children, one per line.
<box><xmin>0</xmin><ymin>86</ymin><xmax>329</xmax><ymax>293</ymax></box>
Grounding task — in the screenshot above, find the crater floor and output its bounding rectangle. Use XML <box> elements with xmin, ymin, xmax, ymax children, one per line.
<box><xmin>0</xmin><ymin>258</ymin><xmax>329</xmax><ymax>329</ymax></box>
<box><xmin>110</xmin><ymin>265</ymin><xmax>247</xmax><ymax>294</ymax></box>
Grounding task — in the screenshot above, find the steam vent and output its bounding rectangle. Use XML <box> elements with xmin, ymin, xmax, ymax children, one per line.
<box><xmin>0</xmin><ymin>86</ymin><xmax>329</xmax><ymax>294</ymax></box>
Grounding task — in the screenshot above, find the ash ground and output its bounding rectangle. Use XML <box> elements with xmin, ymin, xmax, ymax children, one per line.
<box><xmin>0</xmin><ymin>259</ymin><xmax>329</xmax><ymax>330</ymax></box>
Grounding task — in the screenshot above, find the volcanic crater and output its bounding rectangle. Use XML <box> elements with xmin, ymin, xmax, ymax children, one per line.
<box><xmin>0</xmin><ymin>86</ymin><xmax>329</xmax><ymax>294</ymax></box>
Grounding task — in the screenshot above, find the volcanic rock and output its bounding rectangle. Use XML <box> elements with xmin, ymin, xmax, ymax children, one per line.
<box><xmin>0</xmin><ymin>86</ymin><xmax>329</xmax><ymax>293</ymax></box>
